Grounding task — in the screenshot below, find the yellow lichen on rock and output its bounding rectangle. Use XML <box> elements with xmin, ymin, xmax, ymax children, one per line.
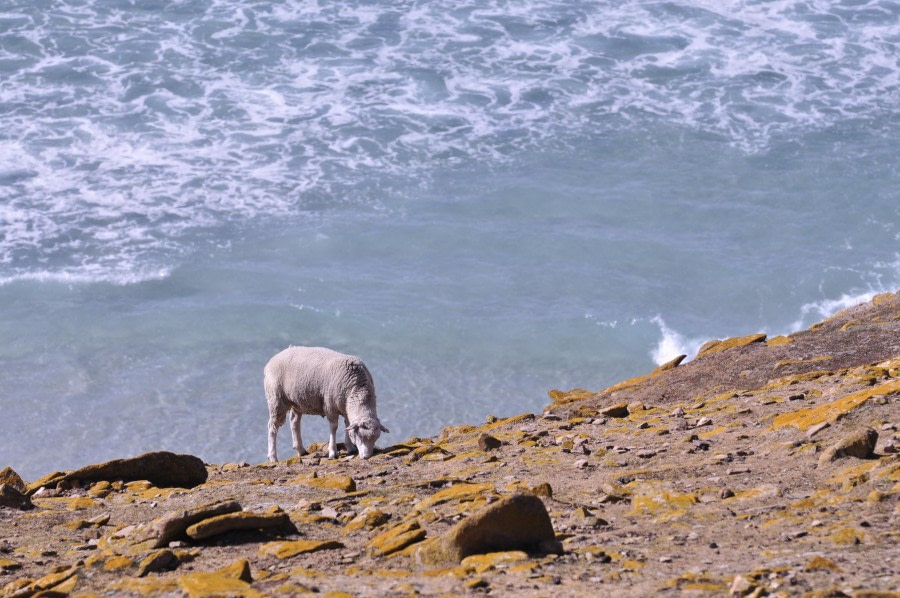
<box><xmin>292</xmin><ymin>474</ymin><xmax>356</xmax><ymax>493</ymax></box>
<box><xmin>177</xmin><ymin>571</ymin><xmax>263</xmax><ymax>598</ymax></box>
<box><xmin>772</xmin><ymin>380</ymin><xmax>900</xmax><ymax>430</ymax></box>
<box><xmin>258</xmin><ymin>540</ymin><xmax>343</xmax><ymax>559</ymax></box>
<box><xmin>460</xmin><ymin>551</ymin><xmax>529</xmax><ymax>573</ymax></box>
<box><xmin>767</xmin><ymin>335</ymin><xmax>794</xmax><ymax>347</ymax></box>
<box><xmin>108</xmin><ymin>577</ymin><xmax>180</xmax><ymax>595</ymax></box>
<box><xmin>696</xmin><ymin>334</ymin><xmax>766</xmax><ymax>358</ymax></box>
<box><xmin>413</xmin><ymin>482</ymin><xmax>495</xmax><ymax>512</ymax></box>
<box><xmin>367</xmin><ymin>520</ymin><xmax>427</xmax><ymax>557</ymax></box>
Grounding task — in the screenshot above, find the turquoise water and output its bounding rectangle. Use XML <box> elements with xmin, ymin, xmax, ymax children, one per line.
<box><xmin>1</xmin><ymin>0</ymin><xmax>898</xmax><ymax>479</ymax></box>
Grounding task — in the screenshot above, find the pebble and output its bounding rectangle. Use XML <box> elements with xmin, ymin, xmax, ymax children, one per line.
<box><xmin>670</xmin><ymin>407</ymin><xmax>685</xmax><ymax>418</ymax></box>
<box><xmin>695</xmin><ymin>417</ymin><xmax>712</xmax><ymax>427</ymax></box>
<box><xmin>574</xmin><ymin>459</ymin><xmax>589</xmax><ymax>469</ymax></box>
<box><xmin>727</xmin><ymin>467</ymin><xmax>750</xmax><ymax>475</ymax></box>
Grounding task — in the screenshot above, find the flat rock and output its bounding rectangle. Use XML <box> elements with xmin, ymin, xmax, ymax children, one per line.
<box><xmin>125</xmin><ymin>500</ymin><xmax>243</xmax><ymax>550</ymax></box>
<box><xmin>415</xmin><ymin>493</ymin><xmax>562</xmax><ymax>566</ymax></box>
<box><xmin>185</xmin><ymin>508</ymin><xmax>294</xmax><ymax>540</ymax></box>
<box><xmin>367</xmin><ymin>520</ymin><xmax>427</xmax><ymax>556</ymax></box>
<box><xmin>258</xmin><ymin>539</ymin><xmax>344</xmax><ymax>559</ymax></box>
<box><xmin>818</xmin><ymin>428</ymin><xmax>878</xmax><ymax>467</ymax></box>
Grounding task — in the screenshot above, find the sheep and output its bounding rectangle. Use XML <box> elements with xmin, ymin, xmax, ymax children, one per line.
<box><xmin>264</xmin><ymin>346</ymin><xmax>389</xmax><ymax>462</ymax></box>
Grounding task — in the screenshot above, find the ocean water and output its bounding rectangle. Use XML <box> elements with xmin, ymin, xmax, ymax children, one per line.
<box><xmin>1</xmin><ymin>0</ymin><xmax>898</xmax><ymax>479</ymax></box>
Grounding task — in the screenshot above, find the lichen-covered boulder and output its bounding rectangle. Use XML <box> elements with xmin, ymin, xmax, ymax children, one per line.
<box><xmin>818</xmin><ymin>428</ymin><xmax>878</xmax><ymax>467</ymax></box>
<box><xmin>415</xmin><ymin>493</ymin><xmax>561</xmax><ymax>566</ymax></box>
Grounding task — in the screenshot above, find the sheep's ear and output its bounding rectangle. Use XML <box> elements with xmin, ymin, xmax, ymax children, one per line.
<box><xmin>379</xmin><ymin>424</ymin><xmax>390</xmax><ymax>433</ymax></box>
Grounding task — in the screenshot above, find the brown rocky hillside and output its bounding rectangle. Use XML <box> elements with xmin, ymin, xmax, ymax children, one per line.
<box><xmin>1</xmin><ymin>292</ymin><xmax>898</xmax><ymax>597</ymax></box>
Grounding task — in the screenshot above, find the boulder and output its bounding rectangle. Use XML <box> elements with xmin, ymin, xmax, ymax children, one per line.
<box><xmin>819</xmin><ymin>428</ymin><xmax>878</xmax><ymax>467</ymax></box>
<box><xmin>137</xmin><ymin>549</ymin><xmax>179</xmax><ymax>577</ymax></box>
<box><xmin>416</xmin><ymin>493</ymin><xmax>561</xmax><ymax>566</ymax></box>
<box><xmin>0</xmin><ymin>484</ymin><xmax>32</xmax><ymax>510</ymax></box>
<box><xmin>477</xmin><ymin>434</ymin><xmax>502</xmax><ymax>451</ymax></box>
<box><xmin>0</xmin><ymin>467</ymin><xmax>26</xmax><ymax>492</ymax></box>
<box><xmin>27</xmin><ymin>452</ymin><xmax>208</xmax><ymax>494</ymax></box>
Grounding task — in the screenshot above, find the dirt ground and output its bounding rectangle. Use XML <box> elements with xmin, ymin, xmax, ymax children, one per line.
<box><xmin>1</xmin><ymin>292</ymin><xmax>898</xmax><ymax>597</ymax></box>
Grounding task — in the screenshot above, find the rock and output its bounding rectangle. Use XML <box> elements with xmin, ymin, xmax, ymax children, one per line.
<box><xmin>599</xmin><ymin>403</ymin><xmax>629</xmax><ymax>418</ymax></box>
<box><xmin>729</xmin><ymin>574</ymin><xmax>754</xmax><ymax>595</ymax></box>
<box><xmin>416</xmin><ymin>493</ymin><xmax>562</xmax><ymax>566</ymax></box>
<box><xmin>574</xmin><ymin>459</ymin><xmax>589</xmax><ymax>469</ymax></box>
<box><xmin>344</xmin><ymin>508</ymin><xmax>391</xmax><ymax>534</ymax></box>
<box><xmin>127</xmin><ymin>500</ymin><xmax>243</xmax><ymax>550</ymax></box>
<box><xmin>627</xmin><ymin>401</ymin><xmax>645</xmax><ymax>414</ymax></box>
<box><xmin>653</xmin><ymin>354</ymin><xmax>686</xmax><ymax>373</ymax></box>
<box><xmin>477</xmin><ymin>433</ymin><xmax>502</xmax><ymax>451</ymax></box>
<box><xmin>185</xmin><ymin>508</ymin><xmax>294</xmax><ymax>540</ymax></box>
<box><xmin>33</xmin><ymin>452</ymin><xmax>207</xmax><ymax>492</ymax></box>
<box><xmin>818</xmin><ymin>428</ymin><xmax>878</xmax><ymax>467</ymax></box>
<box><xmin>294</xmin><ymin>474</ymin><xmax>356</xmax><ymax>493</ymax></box>
<box><xmin>177</xmin><ymin>571</ymin><xmax>262</xmax><ymax>598</ymax></box>
<box><xmin>218</xmin><ymin>559</ymin><xmax>253</xmax><ymax>583</ymax></box>
<box><xmin>0</xmin><ymin>468</ymin><xmax>25</xmax><ymax>492</ymax></box>
<box><xmin>137</xmin><ymin>549</ymin><xmax>179</xmax><ymax>577</ymax></box>
<box><xmin>696</xmin><ymin>333</ymin><xmax>766</xmax><ymax>358</ymax></box>
<box><xmin>367</xmin><ymin>520</ymin><xmax>427</xmax><ymax>557</ymax></box>
<box><xmin>0</xmin><ymin>484</ymin><xmax>32</xmax><ymax>510</ymax></box>
<box><xmin>805</xmin><ymin>421</ymin><xmax>831</xmax><ymax>439</ymax></box>
<box><xmin>529</xmin><ymin>482</ymin><xmax>553</xmax><ymax>498</ymax></box>
<box><xmin>670</xmin><ymin>407</ymin><xmax>685</xmax><ymax>418</ymax></box>
<box><xmin>258</xmin><ymin>539</ymin><xmax>344</xmax><ymax>559</ymax></box>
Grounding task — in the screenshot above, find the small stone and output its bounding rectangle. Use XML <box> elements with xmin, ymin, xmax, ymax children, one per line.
<box><xmin>695</xmin><ymin>417</ymin><xmax>712</xmax><ymax>427</ymax></box>
<box><xmin>788</xmin><ymin>393</ymin><xmax>806</xmax><ymax>401</ymax></box>
<box><xmin>627</xmin><ymin>402</ymin><xmax>645</xmax><ymax>414</ymax></box>
<box><xmin>477</xmin><ymin>434</ymin><xmax>502</xmax><ymax>452</ymax></box>
<box><xmin>259</xmin><ymin>539</ymin><xmax>344</xmax><ymax>559</ymax></box>
<box><xmin>720</xmin><ymin>489</ymin><xmax>735</xmax><ymax>499</ymax></box>
<box><xmin>485</xmin><ymin>415</ymin><xmax>499</xmax><ymax>424</ymax></box>
<box><xmin>670</xmin><ymin>407</ymin><xmax>685</xmax><ymax>418</ymax></box>
<box><xmin>574</xmin><ymin>459</ymin><xmax>589</xmax><ymax>469</ymax></box>
<box><xmin>805</xmin><ymin>421</ymin><xmax>830</xmax><ymax>439</ymax></box>
<box><xmin>636</xmin><ymin>450</ymin><xmax>656</xmax><ymax>459</ymax></box>
<box><xmin>730</xmin><ymin>574</ymin><xmax>753</xmax><ymax>595</ymax></box>
<box><xmin>659</xmin><ymin>556</ymin><xmax>672</xmax><ymax>563</ymax></box>
<box><xmin>726</xmin><ymin>467</ymin><xmax>750</xmax><ymax>475</ymax></box>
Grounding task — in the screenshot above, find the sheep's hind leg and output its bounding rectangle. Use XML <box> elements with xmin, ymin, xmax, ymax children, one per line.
<box><xmin>267</xmin><ymin>402</ymin><xmax>288</xmax><ymax>463</ymax></box>
<box><xmin>327</xmin><ymin>417</ymin><xmax>339</xmax><ymax>459</ymax></box>
<box><xmin>290</xmin><ymin>410</ymin><xmax>306</xmax><ymax>457</ymax></box>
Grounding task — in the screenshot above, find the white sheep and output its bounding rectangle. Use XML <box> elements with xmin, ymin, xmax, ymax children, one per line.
<box><xmin>264</xmin><ymin>346</ymin><xmax>389</xmax><ymax>461</ymax></box>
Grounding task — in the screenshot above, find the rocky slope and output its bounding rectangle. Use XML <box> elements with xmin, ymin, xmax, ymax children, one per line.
<box><xmin>1</xmin><ymin>292</ymin><xmax>899</xmax><ymax>597</ymax></box>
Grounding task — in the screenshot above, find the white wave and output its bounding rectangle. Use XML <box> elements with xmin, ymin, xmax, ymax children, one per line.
<box><xmin>649</xmin><ymin>316</ymin><xmax>707</xmax><ymax>366</ymax></box>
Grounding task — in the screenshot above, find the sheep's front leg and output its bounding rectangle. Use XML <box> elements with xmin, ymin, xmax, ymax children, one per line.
<box><xmin>327</xmin><ymin>417</ymin><xmax>339</xmax><ymax>459</ymax></box>
<box><xmin>290</xmin><ymin>410</ymin><xmax>306</xmax><ymax>457</ymax></box>
<box><xmin>344</xmin><ymin>416</ymin><xmax>358</xmax><ymax>455</ymax></box>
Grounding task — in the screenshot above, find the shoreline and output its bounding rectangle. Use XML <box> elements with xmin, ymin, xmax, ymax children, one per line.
<box><xmin>1</xmin><ymin>291</ymin><xmax>899</xmax><ymax>596</ymax></box>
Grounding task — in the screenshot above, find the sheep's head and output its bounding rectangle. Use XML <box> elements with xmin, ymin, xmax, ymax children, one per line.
<box><xmin>347</xmin><ymin>418</ymin><xmax>390</xmax><ymax>459</ymax></box>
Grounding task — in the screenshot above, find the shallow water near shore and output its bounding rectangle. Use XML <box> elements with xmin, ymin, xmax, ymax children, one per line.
<box><xmin>1</xmin><ymin>0</ymin><xmax>899</xmax><ymax>479</ymax></box>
